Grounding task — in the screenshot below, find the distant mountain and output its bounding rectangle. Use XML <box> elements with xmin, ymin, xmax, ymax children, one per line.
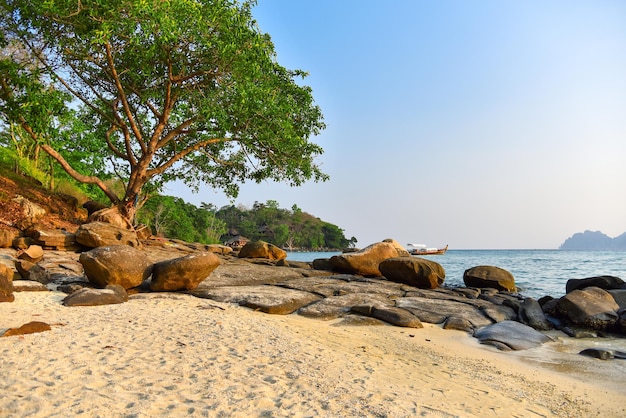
<box><xmin>559</xmin><ymin>230</ymin><xmax>626</xmax><ymax>250</ymax></box>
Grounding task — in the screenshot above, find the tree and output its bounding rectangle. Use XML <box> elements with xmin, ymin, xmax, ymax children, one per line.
<box><xmin>0</xmin><ymin>0</ymin><xmax>326</xmax><ymax>223</ymax></box>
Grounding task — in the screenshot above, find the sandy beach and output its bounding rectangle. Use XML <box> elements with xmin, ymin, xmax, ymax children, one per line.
<box><xmin>1</xmin><ymin>290</ymin><xmax>625</xmax><ymax>417</ymax></box>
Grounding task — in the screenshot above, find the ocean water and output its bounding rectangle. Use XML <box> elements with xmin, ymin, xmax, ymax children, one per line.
<box><xmin>286</xmin><ymin>250</ymin><xmax>626</xmax><ymax>299</ymax></box>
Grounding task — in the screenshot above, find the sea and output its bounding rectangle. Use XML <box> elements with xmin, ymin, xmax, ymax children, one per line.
<box><xmin>286</xmin><ymin>249</ymin><xmax>626</xmax><ymax>300</ymax></box>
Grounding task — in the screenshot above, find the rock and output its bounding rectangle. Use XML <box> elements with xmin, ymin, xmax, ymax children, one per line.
<box><xmin>238</xmin><ymin>240</ymin><xmax>287</xmax><ymax>260</ymax></box>
<box><xmin>329</xmin><ymin>242</ymin><xmax>402</xmax><ymax>277</ymax></box>
<box><xmin>608</xmin><ymin>289</ymin><xmax>626</xmax><ymax>309</ymax></box>
<box><xmin>87</xmin><ymin>207</ymin><xmax>134</xmax><ymax>230</ymax></box>
<box><xmin>555</xmin><ymin>287</ymin><xmax>620</xmax><ymax>331</ymax></box>
<box><xmin>579</xmin><ymin>348</ymin><xmax>626</xmax><ymax>360</ymax></box>
<box><xmin>298</xmin><ymin>293</ymin><xmax>394</xmax><ymax>320</ymax></box>
<box><xmin>0</xmin><ymin>230</ymin><xmax>18</xmax><ymax>248</ymax></box>
<box><xmin>12</xmin><ymin>196</ymin><xmax>45</xmax><ymax>229</ymax></box>
<box><xmin>79</xmin><ymin>246</ymin><xmax>152</xmax><ymax>289</ymax></box>
<box><xmin>75</xmin><ymin>222</ymin><xmax>140</xmax><ymax>248</ymax></box>
<box><xmin>379</xmin><ymin>256</ymin><xmax>445</xmax><ymax>289</ymax></box>
<box><xmin>205</xmin><ymin>244</ymin><xmax>233</xmax><ymax>256</ymax></box>
<box><xmin>191</xmin><ymin>285</ymin><xmax>322</xmax><ymax>315</ymax></box>
<box><xmin>17</xmin><ymin>245</ymin><xmax>44</xmax><ymax>263</ymax></box>
<box><xmin>12</xmin><ymin>280</ymin><xmax>49</xmax><ymax>292</ymax></box>
<box><xmin>443</xmin><ymin>316</ymin><xmax>474</xmax><ymax>332</ymax></box>
<box><xmin>26</xmin><ymin>229</ymin><xmax>78</xmax><ymax>251</ymax></box>
<box><xmin>150</xmin><ymin>252</ymin><xmax>221</xmax><ymax>291</ymax></box>
<box><xmin>566</xmin><ymin>276</ymin><xmax>625</xmax><ymax>293</ymax></box>
<box><xmin>1</xmin><ymin>321</ymin><xmax>51</xmax><ymax>337</ymax></box>
<box><xmin>12</xmin><ymin>236</ymin><xmax>32</xmax><ymax>249</ymax></box>
<box><xmin>463</xmin><ymin>265</ymin><xmax>516</xmax><ymax>292</ymax></box>
<box><xmin>279</xmin><ymin>275</ymin><xmax>404</xmax><ymax>299</ymax></box>
<box><xmin>381</xmin><ymin>238</ymin><xmax>411</xmax><ymax>256</ymax></box>
<box><xmin>62</xmin><ymin>284</ymin><xmax>128</xmax><ymax>306</ymax></box>
<box><xmin>396</xmin><ymin>296</ymin><xmax>493</xmax><ymax>328</ymax></box>
<box><xmin>351</xmin><ymin>304</ymin><xmax>423</xmax><ymax>328</ymax></box>
<box><xmin>0</xmin><ymin>263</ymin><xmax>14</xmax><ymax>302</ymax></box>
<box><xmin>562</xmin><ymin>327</ymin><xmax>598</xmax><ymax>338</ymax></box>
<box><xmin>312</xmin><ymin>258</ymin><xmax>333</xmax><ymax>271</ymax></box>
<box><xmin>474</xmin><ymin>320</ymin><xmax>552</xmax><ymax>351</ymax></box>
<box><xmin>518</xmin><ymin>298</ymin><xmax>552</xmax><ymax>330</ymax></box>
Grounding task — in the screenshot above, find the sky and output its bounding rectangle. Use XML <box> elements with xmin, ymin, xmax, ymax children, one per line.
<box><xmin>167</xmin><ymin>0</ymin><xmax>626</xmax><ymax>249</ymax></box>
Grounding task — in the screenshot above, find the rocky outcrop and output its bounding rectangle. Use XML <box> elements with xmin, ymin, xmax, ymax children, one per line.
<box><xmin>26</xmin><ymin>228</ymin><xmax>79</xmax><ymax>251</ymax></box>
<box><xmin>238</xmin><ymin>240</ymin><xmax>287</xmax><ymax>260</ymax></box>
<box><xmin>150</xmin><ymin>252</ymin><xmax>221</xmax><ymax>291</ymax></box>
<box><xmin>463</xmin><ymin>265</ymin><xmax>516</xmax><ymax>292</ymax></box>
<box><xmin>379</xmin><ymin>257</ymin><xmax>445</xmax><ymax>289</ymax></box>
<box><xmin>79</xmin><ymin>246</ymin><xmax>152</xmax><ymax>289</ymax></box>
<box><xmin>62</xmin><ymin>284</ymin><xmax>129</xmax><ymax>306</ymax></box>
<box><xmin>0</xmin><ymin>230</ymin><xmax>18</xmax><ymax>248</ymax></box>
<box><xmin>329</xmin><ymin>242</ymin><xmax>404</xmax><ymax>277</ymax></box>
<box><xmin>12</xmin><ymin>196</ymin><xmax>46</xmax><ymax>230</ymax></box>
<box><xmin>75</xmin><ymin>222</ymin><xmax>140</xmax><ymax>248</ymax></box>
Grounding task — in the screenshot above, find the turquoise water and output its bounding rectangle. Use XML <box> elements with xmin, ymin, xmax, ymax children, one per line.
<box><xmin>286</xmin><ymin>250</ymin><xmax>626</xmax><ymax>299</ymax></box>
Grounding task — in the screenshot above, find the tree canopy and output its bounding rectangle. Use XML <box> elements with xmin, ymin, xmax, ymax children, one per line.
<box><xmin>0</xmin><ymin>0</ymin><xmax>326</xmax><ymax>220</ymax></box>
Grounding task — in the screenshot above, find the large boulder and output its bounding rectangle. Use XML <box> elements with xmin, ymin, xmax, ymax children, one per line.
<box><xmin>238</xmin><ymin>241</ymin><xmax>287</xmax><ymax>261</ymax></box>
<box><xmin>330</xmin><ymin>242</ymin><xmax>403</xmax><ymax>277</ymax></box>
<box><xmin>463</xmin><ymin>265</ymin><xmax>516</xmax><ymax>292</ymax></box>
<box><xmin>474</xmin><ymin>320</ymin><xmax>552</xmax><ymax>350</ymax></box>
<box><xmin>0</xmin><ymin>263</ymin><xmax>14</xmax><ymax>302</ymax></box>
<box><xmin>379</xmin><ymin>256</ymin><xmax>445</xmax><ymax>289</ymax></box>
<box><xmin>150</xmin><ymin>252</ymin><xmax>221</xmax><ymax>291</ymax></box>
<box><xmin>79</xmin><ymin>245</ymin><xmax>152</xmax><ymax>289</ymax></box>
<box><xmin>381</xmin><ymin>238</ymin><xmax>411</xmax><ymax>256</ymax></box>
<box><xmin>75</xmin><ymin>222</ymin><xmax>140</xmax><ymax>248</ymax></box>
<box><xmin>566</xmin><ymin>276</ymin><xmax>625</xmax><ymax>293</ymax></box>
<box><xmin>555</xmin><ymin>286</ymin><xmax>620</xmax><ymax>331</ymax></box>
<box><xmin>518</xmin><ymin>297</ymin><xmax>552</xmax><ymax>330</ymax></box>
<box><xmin>28</xmin><ymin>228</ymin><xmax>78</xmax><ymax>251</ymax></box>
<box><xmin>62</xmin><ymin>285</ymin><xmax>128</xmax><ymax>306</ymax></box>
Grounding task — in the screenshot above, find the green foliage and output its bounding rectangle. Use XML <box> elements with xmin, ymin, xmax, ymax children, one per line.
<box><xmin>0</xmin><ymin>0</ymin><xmax>327</xmax><ymax>215</ymax></box>
<box><xmin>216</xmin><ymin>200</ymin><xmax>355</xmax><ymax>250</ymax></box>
<box><xmin>136</xmin><ymin>195</ymin><xmax>227</xmax><ymax>244</ymax></box>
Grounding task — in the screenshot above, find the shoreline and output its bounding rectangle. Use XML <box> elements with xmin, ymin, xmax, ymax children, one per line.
<box><xmin>2</xmin><ymin>291</ymin><xmax>625</xmax><ymax>417</ymax></box>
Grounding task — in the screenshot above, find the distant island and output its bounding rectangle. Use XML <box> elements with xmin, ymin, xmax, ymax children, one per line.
<box><xmin>559</xmin><ymin>230</ymin><xmax>626</xmax><ymax>250</ymax></box>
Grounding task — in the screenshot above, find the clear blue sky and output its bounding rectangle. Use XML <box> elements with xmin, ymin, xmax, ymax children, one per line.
<box><xmin>169</xmin><ymin>0</ymin><xmax>626</xmax><ymax>249</ymax></box>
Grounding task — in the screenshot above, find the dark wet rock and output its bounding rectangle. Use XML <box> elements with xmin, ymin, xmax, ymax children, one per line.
<box><xmin>579</xmin><ymin>348</ymin><xmax>626</xmax><ymax>360</ymax></box>
<box><xmin>396</xmin><ymin>296</ymin><xmax>493</xmax><ymax>328</ymax></box>
<box><xmin>562</xmin><ymin>327</ymin><xmax>597</xmax><ymax>338</ymax></box>
<box><xmin>150</xmin><ymin>252</ymin><xmax>221</xmax><ymax>291</ymax></box>
<box><xmin>332</xmin><ymin>315</ymin><xmax>386</xmax><ymax>326</ymax></box>
<box><xmin>79</xmin><ymin>245</ymin><xmax>152</xmax><ymax>289</ymax></box>
<box><xmin>443</xmin><ymin>316</ymin><xmax>474</xmax><ymax>332</ymax></box>
<box><xmin>62</xmin><ymin>284</ymin><xmax>128</xmax><ymax>306</ymax></box>
<box><xmin>518</xmin><ymin>298</ymin><xmax>553</xmax><ymax>330</ymax></box>
<box><xmin>474</xmin><ymin>320</ymin><xmax>552</xmax><ymax>351</ymax></box>
<box><xmin>12</xmin><ymin>280</ymin><xmax>49</xmax><ymax>292</ymax></box>
<box><xmin>312</xmin><ymin>258</ymin><xmax>333</xmax><ymax>271</ymax></box>
<box><xmin>378</xmin><ymin>256</ymin><xmax>445</xmax><ymax>289</ymax></box>
<box><xmin>555</xmin><ymin>286</ymin><xmax>619</xmax><ymax>331</ymax></box>
<box><xmin>566</xmin><ymin>275</ymin><xmax>624</xmax><ymax>293</ymax></box>
<box><xmin>463</xmin><ymin>266</ymin><xmax>516</xmax><ymax>292</ymax></box>
<box><xmin>608</xmin><ymin>289</ymin><xmax>626</xmax><ymax>309</ymax></box>
<box><xmin>190</xmin><ymin>285</ymin><xmax>322</xmax><ymax>315</ymax></box>
<box><xmin>351</xmin><ymin>304</ymin><xmax>423</xmax><ymax>328</ymax></box>
<box><xmin>0</xmin><ymin>263</ymin><xmax>14</xmax><ymax>302</ymax></box>
<box><xmin>1</xmin><ymin>321</ymin><xmax>51</xmax><ymax>337</ymax></box>
<box><xmin>238</xmin><ymin>240</ymin><xmax>286</xmax><ymax>261</ymax></box>
<box><xmin>298</xmin><ymin>293</ymin><xmax>393</xmax><ymax>320</ymax></box>
<box><xmin>75</xmin><ymin>221</ymin><xmax>140</xmax><ymax>248</ymax></box>
<box><xmin>330</xmin><ymin>242</ymin><xmax>404</xmax><ymax>277</ymax></box>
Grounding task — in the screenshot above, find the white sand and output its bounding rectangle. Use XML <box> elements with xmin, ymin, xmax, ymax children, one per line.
<box><xmin>1</xmin><ymin>291</ymin><xmax>625</xmax><ymax>417</ymax></box>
